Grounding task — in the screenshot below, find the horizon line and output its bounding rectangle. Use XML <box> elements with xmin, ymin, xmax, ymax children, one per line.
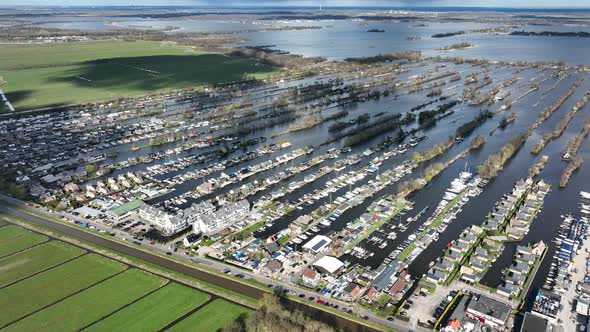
<box><xmin>2</xmin><ymin>5</ymin><xmax>590</xmax><ymax>10</ymax></box>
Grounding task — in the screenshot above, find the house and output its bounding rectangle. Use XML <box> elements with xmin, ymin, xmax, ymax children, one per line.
<box><xmin>449</xmin><ymin>241</ymin><xmax>470</xmax><ymax>253</ymax></box>
<box><xmin>343</xmin><ymin>283</ymin><xmax>362</xmax><ymax>300</ymax></box>
<box><xmin>426</xmin><ymin>270</ymin><xmax>447</xmax><ymax>284</ymax></box>
<box><xmin>517</xmin><ymin>245</ymin><xmax>534</xmax><ymax>256</ymax></box>
<box><xmin>497</xmin><ymin>283</ymin><xmax>519</xmax><ymax>298</ymax></box>
<box><xmin>509</xmin><ymin>262</ymin><xmax>531</xmax><ymax>275</ymax></box>
<box><xmin>363</xmin><ymin>287</ymin><xmax>379</xmax><ymax>303</ymax></box>
<box><xmin>388</xmin><ymin>278</ymin><xmax>408</xmax><ymax>295</ymax></box>
<box><xmin>434</xmin><ymin>260</ymin><xmax>454</xmax><ymax>272</ymax></box>
<box><xmin>458</xmin><ymin>233</ymin><xmax>477</xmax><ymax>245</ymax></box>
<box><xmin>302</xmin><ymin>268</ymin><xmax>320</xmax><ymax>287</ymax></box>
<box><xmin>470</xmin><ymin>257</ymin><xmax>486</xmax><ymax>273</ymax></box>
<box><xmin>516</xmin><ymin>253</ymin><xmax>536</xmax><ymax>265</ymax></box>
<box><xmin>260</xmin><ymin>259</ymin><xmax>283</xmax><ymax>277</ymax></box>
<box><xmin>445</xmin><ymin>250</ymin><xmax>462</xmax><ymax>263</ymax></box>
<box><xmin>474</xmin><ymin>247</ymin><xmax>488</xmax><ymax>261</ymax></box>
<box><xmin>505</xmin><ymin>273</ymin><xmax>526</xmax><ymax>286</ymax></box>
<box><xmin>264</xmin><ymin>242</ymin><xmax>280</xmax><ymax>255</ymax></box>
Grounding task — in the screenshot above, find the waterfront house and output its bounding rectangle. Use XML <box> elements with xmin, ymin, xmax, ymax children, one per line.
<box><xmin>470</xmin><ymin>257</ymin><xmax>486</xmax><ymax>273</ymax></box>
<box><xmin>458</xmin><ymin>233</ymin><xmax>477</xmax><ymax>245</ymax></box>
<box><xmin>426</xmin><ymin>270</ymin><xmax>447</xmax><ymax>284</ymax></box>
<box><xmin>449</xmin><ymin>241</ymin><xmax>470</xmax><ymax>254</ymax></box>
<box><xmin>434</xmin><ymin>260</ymin><xmax>454</xmax><ymax>273</ymax></box>
<box><xmin>505</xmin><ymin>273</ymin><xmax>526</xmax><ymax>286</ymax></box>
<box><xmin>509</xmin><ymin>262</ymin><xmax>531</xmax><ymax>276</ymax></box>
<box><xmin>474</xmin><ymin>247</ymin><xmax>488</xmax><ymax>261</ymax></box>
<box><xmin>497</xmin><ymin>283</ymin><xmax>520</xmax><ymax>298</ymax></box>
<box><xmin>517</xmin><ymin>245</ymin><xmax>534</xmax><ymax>256</ymax></box>
<box><xmin>445</xmin><ymin>250</ymin><xmax>462</xmax><ymax>263</ymax></box>
<box><xmin>516</xmin><ymin>253</ymin><xmax>536</xmax><ymax>265</ymax></box>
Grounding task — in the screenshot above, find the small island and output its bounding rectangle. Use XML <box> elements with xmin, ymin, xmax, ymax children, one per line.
<box><xmin>435</xmin><ymin>42</ymin><xmax>474</xmax><ymax>51</ymax></box>
<box><xmin>431</xmin><ymin>30</ymin><xmax>466</xmax><ymax>38</ymax></box>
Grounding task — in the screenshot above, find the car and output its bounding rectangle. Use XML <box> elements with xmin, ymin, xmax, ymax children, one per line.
<box><xmin>267</xmin><ymin>284</ymin><xmax>273</xmax><ymax>288</ymax></box>
<box><xmin>223</xmin><ymin>269</ymin><xmax>232</xmax><ymax>274</ymax></box>
<box><xmin>150</xmin><ymin>242</ymin><xmax>155</xmax><ymax>245</ymax></box>
<box><xmin>299</xmin><ymin>294</ymin><xmax>305</xmax><ymax>298</ymax></box>
<box><xmin>362</xmin><ymin>316</ymin><xmax>369</xmax><ymax>320</ymax></box>
<box><xmin>166</xmin><ymin>252</ymin><xmax>172</xmax><ymax>256</ymax></box>
<box><xmin>308</xmin><ymin>296</ymin><xmax>315</xmax><ymax>301</ymax></box>
<box><xmin>347</xmin><ymin>310</ymin><xmax>353</xmax><ymax>314</ymax></box>
<box><xmin>400</xmin><ymin>311</ymin><xmax>408</xmax><ymax>317</ymax></box>
<box><xmin>236</xmin><ymin>274</ymin><xmax>245</xmax><ymax>279</ymax></box>
<box><xmin>403</xmin><ymin>304</ymin><xmax>411</xmax><ymax>310</ymax></box>
<box><xmin>334</xmin><ymin>305</ymin><xmax>339</xmax><ymax>309</ymax></box>
<box><xmin>316</xmin><ymin>300</ymin><xmax>325</xmax><ymax>305</ymax></box>
<box><xmin>387</xmin><ymin>317</ymin><xmax>394</xmax><ymax>322</ymax></box>
<box><xmin>407</xmin><ymin>300</ymin><xmax>414</xmax><ymax>305</ymax></box>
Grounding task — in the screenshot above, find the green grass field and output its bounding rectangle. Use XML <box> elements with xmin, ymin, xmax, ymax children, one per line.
<box><xmin>0</xmin><ymin>41</ymin><xmax>277</xmax><ymax>112</ymax></box>
<box><xmin>167</xmin><ymin>299</ymin><xmax>252</xmax><ymax>332</ymax></box>
<box><xmin>0</xmin><ymin>214</ymin><xmax>253</xmax><ymax>332</ymax></box>
<box><xmin>0</xmin><ymin>253</ymin><xmax>127</xmax><ymax>327</ymax></box>
<box><xmin>0</xmin><ymin>225</ymin><xmax>47</xmax><ymax>257</ymax></box>
<box><xmin>0</xmin><ymin>241</ymin><xmax>85</xmax><ymax>287</ymax></box>
<box><xmin>84</xmin><ymin>283</ymin><xmax>210</xmax><ymax>332</ymax></box>
<box><xmin>5</xmin><ymin>268</ymin><xmax>165</xmax><ymax>332</ymax></box>
<box><xmin>0</xmin><ymin>219</ymin><xmax>7</xmax><ymax>227</ymax></box>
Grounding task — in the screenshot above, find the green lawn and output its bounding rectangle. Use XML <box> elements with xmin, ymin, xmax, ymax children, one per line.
<box><xmin>84</xmin><ymin>283</ymin><xmax>210</xmax><ymax>332</ymax></box>
<box><xmin>0</xmin><ymin>41</ymin><xmax>277</xmax><ymax>112</ymax></box>
<box><xmin>0</xmin><ymin>225</ymin><xmax>47</xmax><ymax>257</ymax></box>
<box><xmin>0</xmin><ymin>253</ymin><xmax>127</xmax><ymax>327</ymax></box>
<box><xmin>4</xmin><ymin>268</ymin><xmax>165</xmax><ymax>332</ymax></box>
<box><xmin>0</xmin><ymin>241</ymin><xmax>85</xmax><ymax>287</ymax></box>
<box><xmin>168</xmin><ymin>299</ymin><xmax>251</xmax><ymax>332</ymax></box>
<box><xmin>0</xmin><ymin>219</ymin><xmax>7</xmax><ymax>227</ymax></box>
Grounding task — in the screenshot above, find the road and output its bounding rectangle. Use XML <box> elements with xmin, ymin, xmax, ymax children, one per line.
<box><xmin>557</xmin><ymin>230</ymin><xmax>590</xmax><ymax>331</ymax></box>
<box><xmin>0</xmin><ymin>195</ymin><xmax>426</xmax><ymax>332</ymax></box>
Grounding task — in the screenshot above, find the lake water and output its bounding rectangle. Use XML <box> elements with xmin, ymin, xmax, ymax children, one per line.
<box><xmin>11</xmin><ymin>13</ymin><xmax>590</xmax><ymax>323</ymax></box>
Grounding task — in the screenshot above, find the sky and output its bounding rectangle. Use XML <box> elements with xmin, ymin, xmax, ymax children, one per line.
<box><xmin>4</xmin><ymin>0</ymin><xmax>590</xmax><ymax>8</ymax></box>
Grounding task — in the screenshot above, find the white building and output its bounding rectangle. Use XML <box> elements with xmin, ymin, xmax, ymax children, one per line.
<box><xmin>191</xmin><ymin>199</ymin><xmax>250</xmax><ymax>235</ymax></box>
<box><xmin>138</xmin><ymin>205</ymin><xmax>188</xmax><ymax>236</ymax></box>
<box><xmin>302</xmin><ymin>235</ymin><xmax>332</xmax><ymax>255</ymax></box>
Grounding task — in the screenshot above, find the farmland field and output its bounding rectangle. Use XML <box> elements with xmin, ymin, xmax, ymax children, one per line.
<box><xmin>4</xmin><ymin>268</ymin><xmax>165</xmax><ymax>332</ymax></box>
<box><xmin>0</xmin><ymin>223</ymin><xmax>252</xmax><ymax>332</ymax></box>
<box><xmin>0</xmin><ymin>241</ymin><xmax>85</xmax><ymax>287</ymax></box>
<box><xmin>0</xmin><ymin>253</ymin><xmax>127</xmax><ymax>327</ymax></box>
<box><xmin>0</xmin><ymin>225</ymin><xmax>47</xmax><ymax>257</ymax></box>
<box><xmin>0</xmin><ymin>41</ymin><xmax>277</xmax><ymax>112</ymax></box>
<box><xmin>84</xmin><ymin>282</ymin><xmax>210</xmax><ymax>332</ymax></box>
<box><xmin>167</xmin><ymin>299</ymin><xmax>252</xmax><ymax>332</ymax></box>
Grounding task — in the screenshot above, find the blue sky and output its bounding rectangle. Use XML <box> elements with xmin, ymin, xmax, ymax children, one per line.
<box><xmin>4</xmin><ymin>0</ymin><xmax>590</xmax><ymax>8</ymax></box>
